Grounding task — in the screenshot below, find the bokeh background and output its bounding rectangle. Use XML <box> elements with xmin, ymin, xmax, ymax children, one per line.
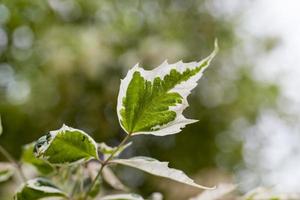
<box><xmin>0</xmin><ymin>0</ymin><xmax>299</xmax><ymax>199</ymax></box>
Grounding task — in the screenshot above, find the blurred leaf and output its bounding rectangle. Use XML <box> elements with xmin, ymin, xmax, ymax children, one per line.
<box><xmin>0</xmin><ymin>115</ymin><xmax>3</xmax><ymax>136</ymax></box>
<box><xmin>21</xmin><ymin>143</ymin><xmax>54</xmax><ymax>175</ymax></box>
<box><xmin>98</xmin><ymin>142</ymin><xmax>132</xmax><ymax>160</ymax></box>
<box><xmin>88</xmin><ymin>178</ymin><xmax>101</xmax><ymax>198</ymax></box>
<box><xmin>117</xmin><ymin>41</ymin><xmax>218</xmax><ymax>136</ymax></box>
<box><xmin>190</xmin><ymin>183</ymin><xmax>236</xmax><ymax>200</ymax></box>
<box><xmin>14</xmin><ymin>178</ymin><xmax>67</xmax><ymax>200</ymax></box>
<box><xmin>99</xmin><ymin>193</ymin><xmax>144</xmax><ymax>200</ymax></box>
<box><xmin>148</xmin><ymin>192</ymin><xmax>163</xmax><ymax>200</ymax></box>
<box><xmin>243</xmin><ymin>187</ymin><xmax>300</xmax><ymax>200</ymax></box>
<box><xmin>85</xmin><ymin>162</ymin><xmax>102</xmax><ymax>197</ymax></box>
<box><xmin>111</xmin><ymin>156</ymin><xmax>214</xmax><ymax>189</ymax></box>
<box><xmin>0</xmin><ymin>162</ymin><xmax>14</xmax><ymax>183</ymax></box>
<box><xmin>86</xmin><ymin>162</ymin><xmax>128</xmax><ymax>195</ymax></box>
<box><xmin>103</xmin><ymin>166</ymin><xmax>128</xmax><ymax>191</ymax></box>
<box><xmin>34</xmin><ymin>125</ymin><xmax>98</xmax><ymax>164</ymax></box>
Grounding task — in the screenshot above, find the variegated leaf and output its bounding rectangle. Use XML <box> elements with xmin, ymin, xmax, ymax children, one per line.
<box><xmin>117</xmin><ymin>41</ymin><xmax>218</xmax><ymax>136</ymax></box>
<box><xmin>34</xmin><ymin>125</ymin><xmax>98</xmax><ymax>164</ymax></box>
<box><xmin>14</xmin><ymin>178</ymin><xmax>67</xmax><ymax>200</ymax></box>
<box><xmin>111</xmin><ymin>156</ymin><xmax>215</xmax><ymax>190</ymax></box>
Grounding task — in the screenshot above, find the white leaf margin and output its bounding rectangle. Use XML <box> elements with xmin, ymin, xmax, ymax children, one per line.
<box><xmin>117</xmin><ymin>40</ymin><xmax>218</xmax><ymax>136</ymax></box>
<box><xmin>26</xmin><ymin>179</ymin><xmax>65</xmax><ymax>194</ymax></box>
<box><xmin>35</xmin><ymin>124</ymin><xmax>99</xmax><ymax>163</ymax></box>
<box><xmin>99</xmin><ymin>193</ymin><xmax>144</xmax><ymax>200</ymax></box>
<box><xmin>15</xmin><ymin>178</ymin><xmax>67</xmax><ymax>198</ymax></box>
<box><xmin>111</xmin><ymin>156</ymin><xmax>215</xmax><ymax>190</ymax></box>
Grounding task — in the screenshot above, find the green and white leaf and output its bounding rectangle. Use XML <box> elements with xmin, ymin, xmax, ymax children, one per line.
<box><xmin>99</xmin><ymin>193</ymin><xmax>144</xmax><ymax>200</ymax></box>
<box><xmin>0</xmin><ymin>115</ymin><xmax>3</xmax><ymax>136</ymax></box>
<box><xmin>117</xmin><ymin>41</ymin><xmax>218</xmax><ymax>136</ymax></box>
<box><xmin>111</xmin><ymin>157</ymin><xmax>215</xmax><ymax>190</ymax></box>
<box><xmin>190</xmin><ymin>183</ymin><xmax>236</xmax><ymax>200</ymax></box>
<box><xmin>98</xmin><ymin>142</ymin><xmax>132</xmax><ymax>160</ymax></box>
<box><xmin>0</xmin><ymin>162</ymin><xmax>14</xmax><ymax>183</ymax></box>
<box><xmin>14</xmin><ymin>178</ymin><xmax>67</xmax><ymax>200</ymax></box>
<box><xmin>21</xmin><ymin>143</ymin><xmax>54</xmax><ymax>175</ymax></box>
<box><xmin>34</xmin><ymin>124</ymin><xmax>98</xmax><ymax>164</ymax></box>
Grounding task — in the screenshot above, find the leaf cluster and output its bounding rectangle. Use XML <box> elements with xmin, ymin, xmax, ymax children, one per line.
<box><xmin>1</xmin><ymin>43</ymin><xmax>218</xmax><ymax>199</ymax></box>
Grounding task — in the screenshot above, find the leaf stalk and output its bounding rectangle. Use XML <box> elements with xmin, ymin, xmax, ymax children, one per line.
<box><xmin>0</xmin><ymin>145</ymin><xmax>27</xmax><ymax>182</ymax></box>
<box><xmin>82</xmin><ymin>133</ymin><xmax>132</xmax><ymax>200</ymax></box>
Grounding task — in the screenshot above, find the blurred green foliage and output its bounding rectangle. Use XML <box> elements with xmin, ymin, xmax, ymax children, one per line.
<box><xmin>0</xmin><ymin>0</ymin><xmax>278</xmax><ymax>198</ymax></box>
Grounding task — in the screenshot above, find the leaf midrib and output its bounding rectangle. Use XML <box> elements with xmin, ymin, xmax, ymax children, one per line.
<box><xmin>130</xmin><ymin>71</ymin><xmax>196</xmax><ymax>132</ymax></box>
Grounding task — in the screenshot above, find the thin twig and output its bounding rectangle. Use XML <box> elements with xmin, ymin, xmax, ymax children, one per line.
<box><xmin>82</xmin><ymin>133</ymin><xmax>132</xmax><ymax>200</ymax></box>
<box><xmin>0</xmin><ymin>145</ymin><xmax>27</xmax><ymax>182</ymax></box>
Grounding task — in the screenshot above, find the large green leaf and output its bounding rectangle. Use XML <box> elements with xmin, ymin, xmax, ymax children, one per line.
<box><xmin>34</xmin><ymin>125</ymin><xmax>98</xmax><ymax>164</ymax></box>
<box><xmin>117</xmin><ymin>41</ymin><xmax>218</xmax><ymax>136</ymax></box>
<box><xmin>0</xmin><ymin>162</ymin><xmax>14</xmax><ymax>183</ymax></box>
<box><xmin>14</xmin><ymin>178</ymin><xmax>67</xmax><ymax>200</ymax></box>
<box><xmin>112</xmin><ymin>157</ymin><xmax>214</xmax><ymax>190</ymax></box>
<box><xmin>21</xmin><ymin>143</ymin><xmax>54</xmax><ymax>175</ymax></box>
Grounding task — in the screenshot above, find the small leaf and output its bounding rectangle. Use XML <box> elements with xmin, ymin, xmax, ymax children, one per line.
<box><xmin>190</xmin><ymin>183</ymin><xmax>236</xmax><ymax>200</ymax></box>
<box><xmin>98</xmin><ymin>142</ymin><xmax>132</xmax><ymax>160</ymax></box>
<box><xmin>0</xmin><ymin>115</ymin><xmax>3</xmax><ymax>136</ymax></box>
<box><xmin>21</xmin><ymin>143</ymin><xmax>54</xmax><ymax>175</ymax></box>
<box><xmin>14</xmin><ymin>178</ymin><xmax>67</xmax><ymax>200</ymax></box>
<box><xmin>0</xmin><ymin>162</ymin><xmax>14</xmax><ymax>183</ymax></box>
<box><xmin>34</xmin><ymin>125</ymin><xmax>98</xmax><ymax>164</ymax></box>
<box><xmin>117</xmin><ymin>41</ymin><xmax>218</xmax><ymax>136</ymax></box>
<box><xmin>111</xmin><ymin>157</ymin><xmax>214</xmax><ymax>190</ymax></box>
<box><xmin>99</xmin><ymin>193</ymin><xmax>144</xmax><ymax>200</ymax></box>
